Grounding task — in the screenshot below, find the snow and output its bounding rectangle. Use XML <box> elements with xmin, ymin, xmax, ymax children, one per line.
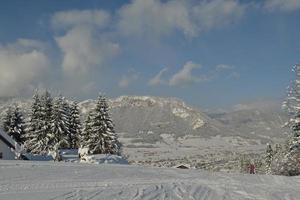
<box><xmin>172</xmin><ymin>107</ymin><xmax>190</xmax><ymax>119</ymax></box>
<box><xmin>80</xmin><ymin>154</ymin><xmax>129</xmax><ymax>164</ymax></box>
<box><xmin>0</xmin><ymin>160</ymin><xmax>299</xmax><ymax>200</ymax></box>
<box><xmin>192</xmin><ymin>118</ymin><xmax>205</xmax><ymax>130</ymax></box>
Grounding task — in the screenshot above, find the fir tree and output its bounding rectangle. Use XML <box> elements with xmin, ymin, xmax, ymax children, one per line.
<box><xmin>2</xmin><ymin>106</ymin><xmax>25</xmax><ymax>143</ymax></box>
<box><xmin>2</xmin><ymin>107</ymin><xmax>12</xmax><ymax>133</ymax></box>
<box><xmin>50</xmin><ymin>96</ymin><xmax>69</xmax><ymax>151</ymax></box>
<box><xmin>85</xmin><ymin>95</ymin><xmax>120</xmax><ymax>155</ymax></box>
<box><xmin>9</xmin><ymin>106</ymin><xmax>26</xmax><ymax>144</ymax></box>
<box><xmin>40</xmin><ymin>90</ymin><xmax>54</xmax><ymax>153</ymax></box>
<box><xmin>25</xmin><ymin>91</ymin><xmax>47</xmax><ymax>154</ymax></box>
<box><xmin>265</xmin><ymin>143</ymin><xmax>273</xmax><ymax>174</ymax></box>
<box><xmin>275</xmin><ymin>64</ymin><xmax>300</xmax><ymax>176</ymax></box>
<box><xmin>282</xmin><ymin>65</ymin><xmax>300</xmax><ymax>147</ymax></box>
<box><xmin>68</xmin><ymin>101</ymin><xmax>81</xmax><ymax>148</ymax></box>
<box><xmin>80</xmin><ymin>112</ymin><xmax>92</xmax><ymax>150</ymax></box>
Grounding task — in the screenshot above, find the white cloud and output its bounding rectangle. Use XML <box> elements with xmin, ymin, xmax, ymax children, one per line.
<box><xmin>118</xmin><ymin>70</ymin><xmax>139</xmax><ymax>88</ymax></box>
<box><xmin>117</xmin><ymin>0</ymin><xmax>246</xmax><ymax>38</ymax></box>
<box><xmin>151</xmin><ymin>62</ymin><xmax>238</xmax><ymax>87</ymax></box>
<box><xmin>0</xmin><ymin>39</ymin><xmax>49</xmax><ymax>97</ymax></box>
<box><xmin>118</xmin><ymin>0</ymin><xmax>195</xmax><ymax>37</ymax></box>
<box><xmin>192</xmin><ymin>0</ymin><xmax>245</xmax><ymax>32</ymax></box>
<box><xmin>52</xmin><ymin>10</ymin><xmax>120</xmax><ymax>76</ymax></box>
<box><xmin>52</xmin><ymin>9</ymin><xmax>110</xmax><ymax>29</ymax></box>
<box><xmin>264</xmin><ymin>0</ymin><xmax>300</xmax><ymax>12</ymax></box>
<box><xmin>148</xmin><ymin>67</ymin><xmax>168</xmax><ymax>86</ymax></box>
<box><xmin>169</xmin><ymin>61</ymin><xmax>201</xmax><ymax>86</ymax></box>
<box><xmin>55</xmin><ymin>26</ymin><xmax>120</xmax><ymax>76</ymax></box>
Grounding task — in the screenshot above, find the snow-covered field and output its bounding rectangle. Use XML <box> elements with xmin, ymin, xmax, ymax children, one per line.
<box><xmin>0</xmin><ymin>160</ymin><xmax>299</xmax><ymax>200</ymax></box>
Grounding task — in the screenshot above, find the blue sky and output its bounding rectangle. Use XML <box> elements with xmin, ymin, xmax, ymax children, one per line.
<box><xmin>0</xmin><ymin>0</ymin><xmax>299</xmax><ymax>109</ymax></box>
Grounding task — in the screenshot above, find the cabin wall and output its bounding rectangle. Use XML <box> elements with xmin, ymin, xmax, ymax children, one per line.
<box><xmin>0</xmin><ymin>140</ymin><xmax>15</xmax><ymax>160</ymax></box>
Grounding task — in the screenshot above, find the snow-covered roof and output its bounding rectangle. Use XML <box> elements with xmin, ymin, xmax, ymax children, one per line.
<box><xmin>0</xmin><ymin>128</ymin><xmax>16</xmax><ymax>149</ymax></box>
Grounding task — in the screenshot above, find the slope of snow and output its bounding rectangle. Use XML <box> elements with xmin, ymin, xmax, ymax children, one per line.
<box><xmin>0</xmin><ymin>160</ymin><xmax>299</xmax><ymax>200</ymax></box>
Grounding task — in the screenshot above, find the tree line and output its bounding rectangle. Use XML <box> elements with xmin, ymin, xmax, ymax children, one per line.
<box><xmin>2</xmin><ymin>90</ymin><xmax>120</xmax><ymax>157</ymax></box>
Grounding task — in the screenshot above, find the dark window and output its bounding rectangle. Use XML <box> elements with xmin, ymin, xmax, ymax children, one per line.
<box><xmin>0</xmin><ymin>152</ymin><xmax>2</xmax><ymax>159</ymax></box>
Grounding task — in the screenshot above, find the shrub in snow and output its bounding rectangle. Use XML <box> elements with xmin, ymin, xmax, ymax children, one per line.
<box><xmin>14</xmin><ymin>142</ymin><xmax>26</xmax><ymax>160</ymax></box>
<box><xmin>79</xmin><ymin>147</ymin><xmax>89</xmax><ymax>160</ymax></box>
<box><xmin>48</xmin><ymin>148</ymin><xmax>61</xmax><ymax>161</ymax></box>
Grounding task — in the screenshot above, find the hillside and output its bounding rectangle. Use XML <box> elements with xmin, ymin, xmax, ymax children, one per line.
<box><xmin>0</xmin><ymin>160</ymin><xmax>299</xmax><ymax>200</ymax></box>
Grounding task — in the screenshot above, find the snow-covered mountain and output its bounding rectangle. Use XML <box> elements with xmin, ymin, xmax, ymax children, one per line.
<box><xmin>0</xmin><ymin>96</ymin><xmax>287</xmax><ymax>142</ymax></box>
<box><xmin>79</xmin><ymin>96</ymin><xmax>235</xmax><ymax>142</ymax></box>
<box><xmin>77</xmin><ymin>96</ymin><xmax>289</xmax><ymax>169</ymax></box>
<box><xmin>0</xmin><ymin>96</ymin><xmax>289</xmax><ymax>169</ymax></box>
<box><xmin>208</xmin><ymin>100</ymin><xmax>288</xmax><ymax>142</ymax></box>
<box><xmin>79</xmin><ymin>96</ymin><xmax>288</xmax><ymax>143</ymax></box>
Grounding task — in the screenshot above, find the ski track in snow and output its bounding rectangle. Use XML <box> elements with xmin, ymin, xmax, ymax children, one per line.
<box><xmin>0</xmin><ymin>161</ymin><xmax>300</xmax><ymax>200</ymax></box>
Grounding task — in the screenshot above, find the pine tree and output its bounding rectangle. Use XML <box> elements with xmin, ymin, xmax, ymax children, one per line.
<box><xmin>50</xmin><ymin>96</ymin><xmax>69</xmax><ymax>152</ymax></box>
<box><xmin>25</xmin><ymin>91</ymin><xmax>47</xmax><ymax>154</ymax></box>
<box><xmin>84</xmin><ymin>95</ymin><xmax>120</xmax><ymax>155</ymax></box>
<box><xmin>2</xmin><ymin>106</ymin><xmax>25</xmax><ymax>143</ymax></box>
<box><xmin>265</xmin><ymin>143</ymin><xmax>273</xmax><ymax>174</ymax></box>
<box><xmin>2</xmin><ymin>107</ymin><xmax>12</xmax><ymax>133</ymax></box>
<box><xmin>40</xmin><ymin>90</ymin><xmax>54</xmax><ymax>153</ymax></box>
<box><xmin>80</xmin><ymin>113</ymin><xmax>92</xmax><ymax>150</ymax></box>
<box><xmin>68</xmin><ymin>101</ymin><xmax>81</xmax><ymax>148</ymax></box>
<box><xmin>276</xmin><ymin>64</ymin><xmax>300</xmax><ymax>176</ymax></box>
<box><xmin>282</xmin><ymin>65</ymin><xmax>300</xmax><ymax>147</ymax></box>
<box><xmin>9</xmin><ymin>106</ymin><xmax>26</xmax><ymax>144</ymax></box>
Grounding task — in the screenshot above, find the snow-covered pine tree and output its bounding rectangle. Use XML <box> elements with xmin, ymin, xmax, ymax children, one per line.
<box><xmin>276</xmin><ymin>64</ymin><xmax>300</xmax><ymax>176</ymax></box>
<box><xmin>50</xmin><ymin>96</ymin><xmax>69</xmax><ymax>153</ymax></box>
<box><xmin>86</xmin><ymin>95</ymin><xmax>120</xmax><ymax>155</ymax></box>
<box><xmin>9</xmin><ymin>106</ymin><xmax>26</xmax><ymax>144</ymax></box>
<box><xmin>2</xmin><ymin>106</ymin><xmax>25</xmax><ymax>144</ymax></box>
<box><xmin>2</xmin><ymin>107</ymin><xmax>12</xmax><ymax>133</ymax></box>
<box><xmin>24</xmin><ymin>91</ymin><xmax>47</xmax><ymax>154</ymax></box>
<box><xmin>40</xmin><ymin>90</ymin><xmax>54</xmax><ymax>153</ymax></box>
<box><xmin>80</xmin><ymin>112</ymin><xmax>92</xmax><ymax>150</ymax></box>
<box><xmin>68</xmin><ymin>101</ymin><xmax>81</xmax><ymax>149</ymax></box>
<box><xmin>265</xmin><ymin>143</ymin><xmax>273</xmax><ymax>174</ymax></box>
<box><xmin>282</xmin><ymin>65</ymin><xmax>300</xmax><ymax>145</ymax></box>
